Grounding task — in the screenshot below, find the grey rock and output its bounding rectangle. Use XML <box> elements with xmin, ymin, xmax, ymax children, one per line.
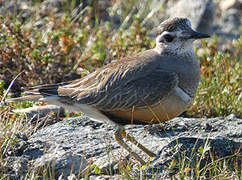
<box><xmin>14</xmin><ymin>105</ymin><xmax>65</xmax><ymax>120</ymax></box>
<box><xmin>147</xmin><ymin>137</ymin><xmax>241</xmax><ymax>178</ymax></box>
<box><xmin>39</xmin><ymin>0</ymin><xmax>65</xmax><ymax>16</ymax></box>
<box><xmin>221</xmin><ymin>8</ymin><xmax>241</xmax><ymax>33</ymax></box>
<box><xmin>0</xmin><ymin>0</ymin><xmax>33</xmax><ymax>21</ymax></box>
<box><xmin>212</xmin><ymin>0</ymin><xmax>241</xmax><ymax>40</ymax></box>
<box><xmin>4</xmin><ymin>156</ymin><xmax>30</xmax><ymax>178</ymax></box>
<box><xmin>32</xmin><ymin>151</ymin><xmax>87</xmax><ymax>178</ymax></box>
<box><xmin>4</xmin><ymin>115</ymin><xmax>241</xmax><ymax>178</ymax></box>
<box><xmin>166</xmin><ymin>0</ymin><xmax>215</xmax><ymax>34</ymax></box>
<box><xmin>219</xmin><ymin>0</ymin><xmax>242</xmax><ymax>11</ymax></box>
<box><xmin>14</xmin><ymin>105</ymin><xmax>65</xmax><ymax>129</ymax></box>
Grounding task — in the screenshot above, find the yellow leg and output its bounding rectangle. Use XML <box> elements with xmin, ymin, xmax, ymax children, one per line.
<box><xmin>114</xmin><ymin>126</ymin><xmax>156</xmax><ymax>165</ymax></box>
<box><xmin>121</xmin><ymin>130</ymin><xmax>156</xmax><ymax>157</ymax></box>
<box><xmin>114</xmin><ymin>127</ymin><xmax>146</xmax><ymax>165</ymax></box>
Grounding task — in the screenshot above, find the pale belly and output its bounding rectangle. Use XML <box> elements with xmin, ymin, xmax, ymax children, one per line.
<box><xmin>44</xmin><ymin>87</ymin><xmax>193</xmax><ymax>125</ymax></box>
<box><xmin>106</xmin><ymin>87</ymin><xmax>192</xmax><ymax>124</ymax></box>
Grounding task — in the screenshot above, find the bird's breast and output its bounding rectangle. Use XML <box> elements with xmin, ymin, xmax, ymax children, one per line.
<box><xmin>104</xmin><ymin>87</ymin><xmax>192</xmax><ymax>125</ymax></box>
<box><xmin>159</xmin><ymin>53</ymin><xmax>201</xmax><ymax>97</ymax></box>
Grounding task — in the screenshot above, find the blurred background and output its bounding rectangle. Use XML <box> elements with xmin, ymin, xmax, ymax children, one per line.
<box><xmin>0</xmin><ymin>0</ymin><xmax>241</xmax><ymax>118</ymax></box>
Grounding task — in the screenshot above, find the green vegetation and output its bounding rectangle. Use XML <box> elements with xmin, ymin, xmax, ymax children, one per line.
<box><xmin>0</xmin><ymin>0</ymin><xmax>241</xmax><ymax>179</ymax></box>
<box><xmin>190</xmin><ymin>37</ymin><xmax>241</xmax><ymax>117</ymax></box>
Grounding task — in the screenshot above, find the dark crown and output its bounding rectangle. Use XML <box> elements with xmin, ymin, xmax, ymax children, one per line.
<box><xmin>156</xmin><ymin>17</ymin><xmax>191</xmax><ymax>36</ymax></box>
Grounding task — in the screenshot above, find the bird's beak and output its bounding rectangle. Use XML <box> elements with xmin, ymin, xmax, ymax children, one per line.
<box><xmin>188</xmin><ymin>30</ymin><xmax>210</xmax><ymax>39</ymax></box>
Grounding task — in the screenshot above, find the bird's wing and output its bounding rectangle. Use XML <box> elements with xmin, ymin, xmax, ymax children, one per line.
<box><xmin>57</xmin><ymin>51</ymin><xmax>179</xmax><ymax>111</ymax></box>
<box><xmin>69</xmin><ymin>70</ymin><xmax>178</xmax><ymax>111</ymax></box>
<box><xmin>7</xmin><ymin>50</ymin><xmax>178</xmax><ymax>110</ymax></box>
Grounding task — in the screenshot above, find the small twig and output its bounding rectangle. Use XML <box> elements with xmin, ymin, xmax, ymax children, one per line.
<box><xmin>0</xmin><ymin>71</ymin><xmax>23</xmax><ymax>106</ymax></box>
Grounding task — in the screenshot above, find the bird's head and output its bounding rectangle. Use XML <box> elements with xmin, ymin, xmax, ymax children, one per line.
<box><xmin>155</xmin><ymin>17</ymin><xmax>210</xmax><ymax>54</ymax></box>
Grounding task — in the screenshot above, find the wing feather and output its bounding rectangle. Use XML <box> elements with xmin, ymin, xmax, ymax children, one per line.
<box><xmin>57</xmin><ymin>50</ymin><xmax>179</xmax><ymax>111</ymax></box>
<box><xmin>7</xmin><ymin>49</ymin><xmax>178</xmax><ymax>111</ymax></box>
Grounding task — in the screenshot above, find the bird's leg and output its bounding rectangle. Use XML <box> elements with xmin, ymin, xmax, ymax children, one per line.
<box><xmin>123</xmin><ymin>132</ymin><xmax>156</xmax><ymax>158</ymax></box>
<box><xmin>114</xmin><ymin>126</ymin><xmax>156</xmax><ymax>164</ymax></box>
<box><xmin>114</xmin><ymin>126</ymin><xmax>146</xmax><ymax>165</ymax></box>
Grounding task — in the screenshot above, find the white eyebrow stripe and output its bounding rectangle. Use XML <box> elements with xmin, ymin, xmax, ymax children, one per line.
<box><xmin>160</xmin><ymin>31</ymin><xmax>179</xmax><ymax>36</ymax></box>
<box><xmin>160</xmin><ymin>31</ymin><xmax>171</xmax><ymax>36</ymax></box>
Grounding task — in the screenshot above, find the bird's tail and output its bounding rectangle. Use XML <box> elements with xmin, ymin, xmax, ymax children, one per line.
<box><xmin>5</xmin><ymin>94</ymin><xmax>44</xmax><ymax>103</ymax></box>
<box><xmin>5</xmin><ymin>83</ymin><xmax>64</xmax><ymax>103</ymax></box>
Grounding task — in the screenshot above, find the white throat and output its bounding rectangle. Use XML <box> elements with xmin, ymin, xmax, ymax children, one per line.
<box><xmin>154</xmin><ymin>40</ymin><xmax>194</xmax><ymax>55</ymax></box>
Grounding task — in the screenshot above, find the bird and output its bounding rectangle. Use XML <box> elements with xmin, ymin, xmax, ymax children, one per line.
<box><xmin>6</xmin><ymin>17</ymin><xmax>210</xmax><ymax>165</ymax></box>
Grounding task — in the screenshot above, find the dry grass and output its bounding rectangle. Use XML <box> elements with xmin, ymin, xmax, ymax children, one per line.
<box><xmin>0</xmin><ymin>0</ymin><xmax>241</xmax><ymax>179</ymax></box>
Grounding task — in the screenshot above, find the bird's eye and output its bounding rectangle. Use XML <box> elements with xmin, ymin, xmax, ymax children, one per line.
<box><xmin>163</xmin><ymin>34</ymin><xmax>174</xmax><ymax>42</ymax></box>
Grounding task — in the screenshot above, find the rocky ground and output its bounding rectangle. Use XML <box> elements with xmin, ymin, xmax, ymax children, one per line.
<box><xmin>1</xmin><ymin>0</ymin><xmax>241</xmax><ymax>179</ymax></box>
<box><xmin>3</xmin><ymin>106</ymin><xmax>242</xmax><ymax>179</ymax></box>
